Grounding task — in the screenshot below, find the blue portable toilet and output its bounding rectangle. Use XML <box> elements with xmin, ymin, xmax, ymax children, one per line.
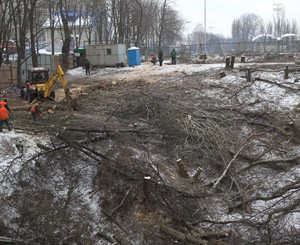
<box><xmin>127</xmin><ymin>47</ymin><xmax>141</xmax><ymax>66</ymax></box>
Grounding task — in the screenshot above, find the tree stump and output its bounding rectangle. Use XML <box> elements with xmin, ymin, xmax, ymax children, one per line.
<box><xmin>176</xmin><ymin>159</ymin><xmax>190</xmax><ymax>178</ymax></box>
<box><xmin>246</xmin><ymin>69</ymin><xmax>252</xmax><ymax>82</ymax></box>
<box><xmin>143</xmin><ymin>176</ymin><xmax>151</xmax><ymax>202</ymax></box>
<box><xmin>284</xmin><ymin>66</ymin><xmax>289</xmax><ymax>79</ymax></box>
<box><xmin>220</xmin><ymin>71</ymin><xmax>226</xmax><ymax>78</ymax></box>
<box><xmin>192</xmin><ymin>167</ymin><xmax>203</xmax><ymax>181</ymax></box>
<box><xmin>230</xmin><ymin>56</ymin><xmax>235</xmax><ymax>69</ymax></box>
<box><xmin>225</xmin><ymin>57</ymin><xmax>230</xmax><ymax>69</ymax></box>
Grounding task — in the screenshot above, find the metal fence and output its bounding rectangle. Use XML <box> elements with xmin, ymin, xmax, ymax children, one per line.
<box><xmin>0</xmin><ymin>63</ymin><xmax>17</xmax><ymax>90</ymax></box>
<box><xmin>0</xmin><ymin>54</ymin><xmax>69</xmax><ymax>91</ymax></box>
<box><xmin>139</xmin><ymin>41</ymin><xmax>300</xmax><ymax>61</ymax></box>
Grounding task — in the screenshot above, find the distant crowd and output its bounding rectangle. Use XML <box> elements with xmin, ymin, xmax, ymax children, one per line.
<box><xmin>151</xmin><ymin>49</ymin><xmax>177</xmax><ymax>66</ymax></box>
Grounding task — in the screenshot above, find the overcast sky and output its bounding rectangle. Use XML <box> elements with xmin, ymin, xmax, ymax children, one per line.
<box><xmin>174</xmin><ymin>0</ymin><xmax>300</xmax><ymax>37</ymax></box>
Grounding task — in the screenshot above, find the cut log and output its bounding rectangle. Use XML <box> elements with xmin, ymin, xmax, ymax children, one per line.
<box><xmin>37</xmin><ymin>143</ymin><xmax>53</xmax><ymax>151</ymax></box>
<box><xmin>160</xmin><ymin>224</ymin><xmax>203</xmax><ymax>244</ymax></box>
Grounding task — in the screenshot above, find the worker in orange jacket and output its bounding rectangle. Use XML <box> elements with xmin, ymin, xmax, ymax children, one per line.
<box><xmin>0</xmin><ymin>99</ymin><xmax>11</xmax><ymax>113</ymax></box>
<box><xmin>31</xmin><ymin>103</ymin><xmax>44</xmax><ymax>121</ymax></box>
<box><xmin>0</xmin><ymin>103</ymin><xmax>11</xmax><ymax>132</ymax></box>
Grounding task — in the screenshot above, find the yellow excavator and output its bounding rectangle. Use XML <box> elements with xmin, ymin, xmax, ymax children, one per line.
<box><xmin>21</xmin><ymin>65</ymin><xmax>77</xmax><ymax>107</ymax></box>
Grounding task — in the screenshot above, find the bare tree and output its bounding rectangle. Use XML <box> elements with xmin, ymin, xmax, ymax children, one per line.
<box><xmin>231</xmin><ymin>13</ymin><xmax>262</xmax><ymax>41</ymax></box>
<box><xmin>58</xmin><ymin>0</ymin><xmax>71</xmax><ymax>67</ymax></box>
<box><xmin>46</xmin><ymin>0</ymin><xmax>58</xmax><ymax>55</ymax></box>
<box><xmin>266</xmin><ymin>21</ymin><xmax>273</xmax><ymax>35</ymax></box>
<box><xmin>273</xmin><ymin>6</ymin><xmax>286</xmax><ymax>38</ymax></box>
<box><xmin>0</xmin><ymin>0</ymin><xmax>14</xmax><ymax>66</ymax></box>
<box><xmin>291</xmin><ymin>19</ymin><xmax>299</xmax><ymax>35</ymax></box>
<box><xmin>29</xmin><ymin>0</ymin><xmax>39</xmax><ymax>66</ymax></box>
<box><xmin>157</xmin><ymin>0</ymin><xmax>167</xmax><ymax>51</ymax></box>
<box><xmin>133</xmin><ymin>0</ymin><xmax>143</xmax><ymax>46</ymax></box>
<box><xmin>10</xmin><ymin>0</ymin><xmax>31</xmax><ymax>87</ymax></box>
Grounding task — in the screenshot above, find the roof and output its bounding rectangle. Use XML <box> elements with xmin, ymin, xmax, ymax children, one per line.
<box><xmin>252</xmin><ymin>34</ymin><xmax>279</xmax><ymax>41</ymax></box>
<box><xmin>252</xmin><ymin>33</ymin><xmax>299</xmax><ymax>41</ymax></box>
<box><xmin>43</xmin><ymin>10</ymin><xmax>95</xmax><ymax>28</ymax></box>
<box><xmin>128</xmin><ymin>47</ymin><xmax>139</xmax><ymax>50</ymax></box>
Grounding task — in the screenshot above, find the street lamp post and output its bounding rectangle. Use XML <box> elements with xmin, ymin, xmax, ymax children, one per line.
<box><xmin>204</xmin><ymin>0</ymin><xmax>206</xmax><ymax>53</ymax></box>
<box><xmin>209</xmin><ymin>26</ymin><xmax>213</xmax><ymax>42</ymax></box>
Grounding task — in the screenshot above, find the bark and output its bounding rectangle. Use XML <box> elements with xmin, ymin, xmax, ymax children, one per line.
<box><xmin>11</xmin><ymin>0</ymin><xmax>30</xmax><ymax>87</ymax></box>
<box><xmin>29</xmin><ymin>0</ymin><xmax>38</xmax><ymax>67</ymax></box>
<box><xmin>158</xmin><ymin>0</ymin><xmax>167</xmax><ymax>52</ymax></box>
<box><xmin>134</xmin><ymin>0</ymin><xmax>143</xmax><ymax>46</ymax></box>
<box><xmin>0</xmin><ymin>1</ymin><xmax>13</xmax><ymax>67</ymax></box>
<box><xmin>59</xmin><ymin>0</ymin><xmax>71</xmax><ymax>68</ymax></box>
<box><xmin>47</xmin><ymin>0</ymin><xmax>56</xmax><ymax>55</ymax></box>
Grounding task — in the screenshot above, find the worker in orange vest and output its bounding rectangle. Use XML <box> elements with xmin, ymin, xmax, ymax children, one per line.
<box><xmin>31</xmin><ymin>103</ymin><xmax>44</xmax><ymax>121</ymax></box>
<box><xmin>0</xmin><ymin>99</ymin><xmax>11</xmax><ymax>113</ymax></box>
<box><xmin>0</xmin><ymin>103</ymin><xmax>11</xmax><ymax>132</ymax></box>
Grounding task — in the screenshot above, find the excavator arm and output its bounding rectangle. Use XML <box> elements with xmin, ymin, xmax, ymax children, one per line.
<box><xmin>44</xmin><ymin>65</ymin><xmax>71</xmax><ymax>99</ymax></box>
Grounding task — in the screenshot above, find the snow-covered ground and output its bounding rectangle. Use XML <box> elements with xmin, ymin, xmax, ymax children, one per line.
<box><xmin>1</xmin><ymin>61</ymin><xmax>300</xmax><ymax>243</ymax></box>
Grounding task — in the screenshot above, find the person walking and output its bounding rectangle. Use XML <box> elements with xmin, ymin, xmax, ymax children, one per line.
<box><xmin>31</xmin><ymin>103</ymin><xmax>44</xmax><ymax>122</ymax></box>
<box><xmin>85</xmin><ymin>59</ymin><xmax>91</xmax><ymax>75</ymax></box>
<box><xmin>158</xmin><ymin>50</ymin><xmax>164</xmax><ymax>66</ymax></box>
<box><xmin>171</xmin><ymin>49</ymin><xmax>177</xmax><ymax>65</ymax></box>
<box><xmin>0</xmin><ymin>103</ymin><xmax>11</xmax><ymax>132</ymax></box>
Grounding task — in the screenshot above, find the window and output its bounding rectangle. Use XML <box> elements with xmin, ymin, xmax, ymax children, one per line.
<box><xmin>107</xmin><ymin>49</ymin><xmax>112</xmax><ymax>55</ymax></box>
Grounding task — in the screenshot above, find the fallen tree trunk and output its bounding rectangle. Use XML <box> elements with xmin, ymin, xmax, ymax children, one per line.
<box><xmin>160</xmin><ymin>224</ymin><xmax>231</xmax><ymax>244</ymax></box>
<box><xmin>11</xmin><ymin>105</ymin><xmax>57</xmax><ymax>111</ymax></box>
<box><xmin>254</xmin><ymin>77</ymin><xmax>299</xmax><ymax>91</ymax></box>
<box><xmin>238</xmin><ymin>156</ymin><xmax>300</xmax><ymax>172</ymax></box>
<box><xmin>64</xmin><ymin>127</ymin><xmax>171</xmax><ymax>135</ymax></box>
<box><xmin>228</xmin><ymin>179</ymin><xmax>300</xmax><ymax>212</ymax></box>
<box><xmin>160</xmin><ymin>224</ymin><xmax>203</xmax><ymax>244</ymax></box>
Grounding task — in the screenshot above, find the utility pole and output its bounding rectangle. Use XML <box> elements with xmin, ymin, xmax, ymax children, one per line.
<box><xmin>186</xmin><ymin>21</ymin><xmax>191</xmax><ymax>44</ymax></box>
